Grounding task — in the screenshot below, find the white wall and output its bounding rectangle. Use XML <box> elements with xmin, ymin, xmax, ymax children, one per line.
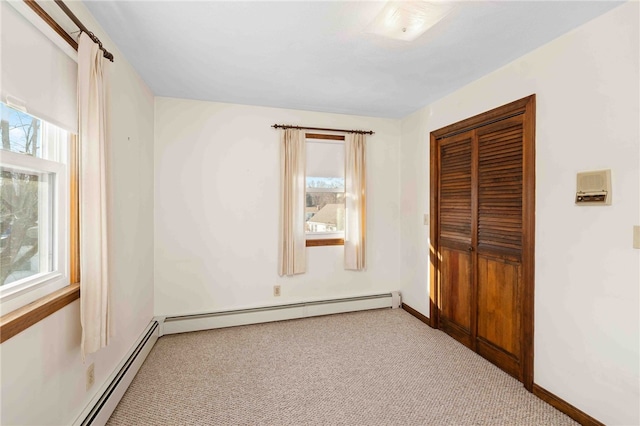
<box><xmin>154</xmin><ymin>98</ymin><xmax>400</xmax><ymax>316</ymax></box>
<box><xmin>0</xmin><ymin>2</ymin><xmax>155</xmax><ymax>425</ymax></box>
<box><xmin>400</xmin><ymin>3</ymin><xmax>639</xmax><ymax>424</ymax></box>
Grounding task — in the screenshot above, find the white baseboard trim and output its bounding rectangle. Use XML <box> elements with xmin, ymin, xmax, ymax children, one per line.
<box><xmin>73</xmin><ymin>320</ymin><xmax>159</xmax><ymax>426</ymax></box>
<box><xmin>158</xmin><ymin>291</ymin><xmax>401</xmax><ymax>336</ymax></box>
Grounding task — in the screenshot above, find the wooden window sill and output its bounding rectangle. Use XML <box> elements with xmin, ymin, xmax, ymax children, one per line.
<box><xmin>306</xmin><ymin>238</ymin><xmax>344</xmax><ymax>247</ymax></box>
<box><xmin>0</xmin><ymin>283</ymin><xmax>80</xmax><ymax>343</ymax></box>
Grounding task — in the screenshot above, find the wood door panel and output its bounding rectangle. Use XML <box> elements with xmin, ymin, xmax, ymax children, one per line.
<box><xmin>438</xmin><ymin>131</ymin><xmax>473</xmax><ymax>348</ymax></box>
<box><xmin>476</xmin><ymin>256</ymin><xmax>521</xmax><ymax>357</ymax></box>
<box><xmin>441</xmin><ymin>248</ymin><xmax>472</xmax><ymax>335</ymax></box>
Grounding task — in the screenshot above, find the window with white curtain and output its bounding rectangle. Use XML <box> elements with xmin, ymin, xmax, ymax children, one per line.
<box><xmin>0</xmin><ymin>0</ymin><xmax>78</xmax><ymax>316</ymax></box>
<box><xmin>305</xmin><ymin>134</ymin><xmax>345</xmax><ymax>245</ymax></box>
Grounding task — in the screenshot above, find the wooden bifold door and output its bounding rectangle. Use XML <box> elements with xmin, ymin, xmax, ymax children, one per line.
<box><xmin>430</xmin><ymin>95</ymin><xmax>535</xmax><ymax>390</ymax></box>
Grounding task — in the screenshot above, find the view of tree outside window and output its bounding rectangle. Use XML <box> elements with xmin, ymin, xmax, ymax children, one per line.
<box><xmin>305</xmin><ymin>177</ymin><xmax>345</xmax><ymax>233</ymax></box>
<box><xmin>0</xmin><ymin>103</ymin><xmax>62</xmax><ymax>286</ymax></box>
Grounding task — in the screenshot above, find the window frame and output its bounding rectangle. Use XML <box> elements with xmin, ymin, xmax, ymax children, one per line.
<box><xmin>305</xmin><ymin>133</ymin><xmax>346</xmax><ymax>247</ymax></box>
<box><xmin>0</xmin><ymin>149</ymin><xmax>67</xmax><ymax>303</ymax></box>
<box><xmin>0</xmin><ymin>133</ymin><xmax>79</xmax><ymax>343</ymax></box>
<box><xmin>0</xmin><ymin>0</ymin><xmax>81</xmax><ymax>343</ymax></box>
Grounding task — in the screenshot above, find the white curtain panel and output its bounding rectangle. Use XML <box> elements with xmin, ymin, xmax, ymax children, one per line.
<box><xmin>78</xmin><ymin>33</ymin><xmax>112</xmax><ymax>357</ymax></box>
<box><xmin>345</xmin><ymin>133</ymin><xmax>367</xmax><ymax>271</ymax></box>
<box><xmin>278</xmin><ymin>129</ymin><xmax>306</xmax><ymax>276</ymax></box>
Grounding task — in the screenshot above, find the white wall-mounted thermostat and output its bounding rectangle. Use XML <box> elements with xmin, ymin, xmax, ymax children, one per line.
<box><xmin>575</xmin><ymin>169</ymin><xmax>611</xmax><ymax>205</ymax></box>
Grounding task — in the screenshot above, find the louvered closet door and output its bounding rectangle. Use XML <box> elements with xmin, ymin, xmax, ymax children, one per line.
<box><xmin>475</xmin><ymin>115</ymin><xmax>525</xmax><ymax>379</ymax></box>
<box><xmin>438</xmin><ymin>131</ymin><xmax>474</xmax><ymax>348</ymax></box>
<box><xmin>432</xmin><ymin>95</ymin><xmax>534</xmax><ymax>388</ymax></box>
<box><xmin>435</xmin><ymin>115</ymin><xmax>527</xmax><ymax>381</ymax></box>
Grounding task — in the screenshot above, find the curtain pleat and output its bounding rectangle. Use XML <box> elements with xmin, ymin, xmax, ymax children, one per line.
<box><xmin>78</xmin><ymin>33</ymin><xmax>112</xmax><ymax>357</ymax></box>
<box><xmin>345</xmin><ymin>133</ymin><xmax>366</xmax><ymax>271</ymax></box>
<box><xmin>278</xmin><ymin>129</ymin><xmax>306</xmax><ymax>276</ymax></box>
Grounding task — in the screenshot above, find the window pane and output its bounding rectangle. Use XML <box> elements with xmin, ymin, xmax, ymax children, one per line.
<box><xmin>0</xmin><ymin>103</ymin><xmax>43</xmax><ymax>158</ymax></box>
<box><xmin>306</xmin><ymin>177</ymin><xmax>344</xmax><ymax>191</ymax></box>
<box><xmin>0</xmin><ymin>168</ymin><xmax>53</xmax><ymax>286</ymax></box>
<box><xmin>306</xmin><ymin>177</ymin><xmax>345</xmax><ymax>233</ymax></box>
<box><xmin>305</xmin><ymin>193</ymin><xmax>345</xmax><ymax>233</ymax></box>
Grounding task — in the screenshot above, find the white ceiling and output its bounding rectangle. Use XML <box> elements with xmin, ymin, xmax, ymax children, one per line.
<box><xmin>84</xmin><ymin>1</ymin><xmax>623</xmax><ymax>118</ymax></box>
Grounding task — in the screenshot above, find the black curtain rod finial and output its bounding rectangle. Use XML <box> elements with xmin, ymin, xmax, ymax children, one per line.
<box><xmin>54</xmin><ymin>0</ymin><xmax>114</xmax><ymax>62</ymax></box>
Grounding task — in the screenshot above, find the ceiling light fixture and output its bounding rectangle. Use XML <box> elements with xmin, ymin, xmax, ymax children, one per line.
<box><xmin>367</xmin><ymin>1</ymin><xmax>455</xmax><ymax>42</ymax></box>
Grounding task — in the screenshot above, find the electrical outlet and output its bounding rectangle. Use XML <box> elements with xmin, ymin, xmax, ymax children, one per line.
<box><xmin>273</xmin><ymin>285</ymin><xmax>281</xmax><ymax>297</ymax></box>
<box><xmin>633</xmin><ymin>225</ymin><xmax>640</xmax><ymax>249</ymax></box>
<box><xmin>424</xmin><ymin>214</ymin><xmax>429</xmax><ymax>225</ymax></box>
<box><xmin>86</xmin><ymin>363</ymin><xmax>95</xmax><ymax>390</ymax></box>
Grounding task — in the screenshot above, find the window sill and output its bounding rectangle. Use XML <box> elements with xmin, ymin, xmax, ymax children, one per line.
<box><xmin>0</xmin><ymin>282</ymin><xmax>80</xmax><ymax>343</ymax></box>
<box><xmin>306</xmin><ymin>238</ymin><xmax>344</xmax><ymax>247</ymax></box>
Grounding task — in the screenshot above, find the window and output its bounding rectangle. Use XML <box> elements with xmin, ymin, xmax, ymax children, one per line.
<box><xmin>0</xmin><ymin>1</ymin><xmax>81</xmax><ymax>342</ymax></box>
<box><xmin>305</xmin><ymin>133</ymin><xmax>345</xmax><ymax>246</ymax></box>
<box><xmin>0</xmin><ymin>103</ymin><xmax>74</xmax><ymax>314</ymax></box>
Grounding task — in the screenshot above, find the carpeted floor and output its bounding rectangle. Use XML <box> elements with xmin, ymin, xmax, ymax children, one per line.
<box><xmin>107</xmin><ymin>309</ymin><xmax>577</xmax><ymax>425</ymax></box>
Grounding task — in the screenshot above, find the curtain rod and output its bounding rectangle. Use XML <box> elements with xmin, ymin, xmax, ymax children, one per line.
<box><xmin>272</xmin><ymin>124</ymin><xmax>374</xmax><ymax>135</ymax></box>
<box><xmin>53</xmin><ymin>0</ymin><xmax>114</xmax><ymax>62</ymax></box>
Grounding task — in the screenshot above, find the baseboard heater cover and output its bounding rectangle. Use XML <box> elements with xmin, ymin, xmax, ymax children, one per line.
<box><xmin>74</xmin><ymin>320</ymin><xmax>159</xmax><ymax>426</ymax></box>
<box><xmin>158</xmin><ymin>291</ymin><xmax>401</xmax><ymax>336</ymax></box>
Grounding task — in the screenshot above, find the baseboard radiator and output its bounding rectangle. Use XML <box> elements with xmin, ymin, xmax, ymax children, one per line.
<box><xmin>74</xmin><ymin>320</ymin><xmax>159</xmax><ymax>426</ymax></box>
<box><xmin>158</xmin><ymin>291</ymin><xmax>401</xmax><ymax>336</ymax></box>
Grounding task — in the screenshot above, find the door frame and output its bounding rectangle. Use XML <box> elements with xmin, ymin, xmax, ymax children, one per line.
<box><xmin>429</xmin><ymin>94</ymin><xmax>536</xmax><ymax>391</ymax></box>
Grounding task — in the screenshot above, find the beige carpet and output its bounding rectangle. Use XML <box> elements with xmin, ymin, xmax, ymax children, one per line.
<box><xmin>107</xmin><ymin>309</ymin><xmax>577</xmax><ymax>425</ymax></box>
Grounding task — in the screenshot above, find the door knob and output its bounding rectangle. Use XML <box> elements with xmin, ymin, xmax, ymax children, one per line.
<box><xmin>468</xmin><ymin>246</ymin><xmax>474</xmax><ymax>252</ymax></box>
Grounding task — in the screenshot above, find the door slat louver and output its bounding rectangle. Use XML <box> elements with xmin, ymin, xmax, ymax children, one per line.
<box><xmin>439</xmin><ymin>135</ymin><xmax>472</xmax><ymax>247</ymax></box>
<box><xmin>478</xmin><ymin>121</ymin><xmax>523</xmax><ymax>256</ymax></box>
